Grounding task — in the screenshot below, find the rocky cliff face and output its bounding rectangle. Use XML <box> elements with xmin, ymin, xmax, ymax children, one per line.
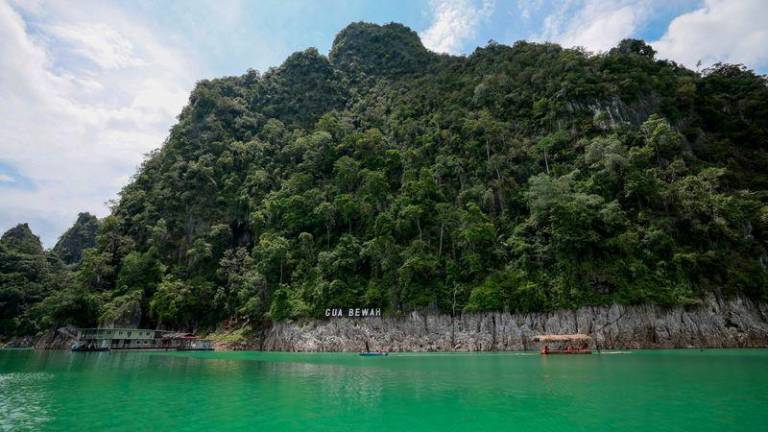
<box><xmin>2</xmin><ymin>326</ymin><xmax>78</xmax><ymax>350</ymax></box>
<box><xmin>32</xmin><ymin>326</ymin><xmax>79</xmax><ymax>350</ymax></box>
<box><xmin>257</xmin><ymin>296</ymin><xmax>768</xmax><ymax>352</ymax></box>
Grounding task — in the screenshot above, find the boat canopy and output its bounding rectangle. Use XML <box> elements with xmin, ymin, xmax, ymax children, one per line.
<box><xmin>532</xmin><ymin>334</ymin><xmax>592</xmax><ymax>342</ymax></box>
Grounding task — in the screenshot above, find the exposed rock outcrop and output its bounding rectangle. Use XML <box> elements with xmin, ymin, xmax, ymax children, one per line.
<box><xmin>33</xmin><ymin>326</ymin><xmax>79</xmax><ymax>350</ymax></box>
<box><xmin>258</xmin><ymin>296</ymin><xmax>768</xmax><ymax>352</ymax></box>
<box><xmin>1</xmin><ymin>335</ymin><xmax>35</xmax><ymax>348</ymax></box>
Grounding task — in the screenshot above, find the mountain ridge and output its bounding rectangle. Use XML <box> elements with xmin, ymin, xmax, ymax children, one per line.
<box><xmin>2</xmin><ymin>22</ymin><xmax>767</xmax><ymax>337</ymax></box>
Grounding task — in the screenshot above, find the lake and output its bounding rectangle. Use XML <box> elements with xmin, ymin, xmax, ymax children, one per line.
<box><xmin>1</xmin><ymin>349</ymin><xmax>766</xmax><ymax>431</ymax></box>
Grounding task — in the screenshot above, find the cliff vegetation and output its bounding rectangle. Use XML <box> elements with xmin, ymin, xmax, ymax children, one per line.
<box><xmin>2</xmin><ymin>23</ymin><xmax>767</xmax><ymax>336</ymax></box>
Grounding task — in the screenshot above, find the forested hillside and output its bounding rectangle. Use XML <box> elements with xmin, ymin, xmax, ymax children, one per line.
<box><xmin>52</xmin><ymin>213</ymin><xmax>99</xmax><ymax>265</ymax></box>
<box><xmin>3</xmin><ymin>23</ymin><xmax>767</xmax><ymax>335</ymax></box>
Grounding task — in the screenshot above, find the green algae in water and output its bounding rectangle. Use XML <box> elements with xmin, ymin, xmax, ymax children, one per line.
<box><xmin>1</xmin><ymin>349</ymin><xmax>767</xmax><ymax>431</ymax></box>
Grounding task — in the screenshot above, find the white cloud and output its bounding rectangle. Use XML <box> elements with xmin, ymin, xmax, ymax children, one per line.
<box><xmin>0</xmin><ymin>174</ymin><xmax>16</xmax><ymax>183</ymax></box>
<box><xmin>534</xmin><ymin>0</ymin><xmax>651</xmax><ymax>52</ymax></box>
<box><xmin>421</xmin><ymin>0</ymin><xmax>495</xmax><ymax>54</ymax></box>
<box><xmin>522</xmin><ymin>0</ymin><xmax>767</xmax><ymax>71</ymax></box>
<box><xmin>47</xmin><ymin>23</ymin><xmax>144</xmax><ymax>70</ymax></box>
<box><xmin>0</xmin><ymin>0</ymin><xmax>200</xmax><ymax>247</ymax></box>
<box><xmin>516</xmin><ymin>0</ymin><xmax>539</xmax><ymax>20</ymax></box>
<box><xmin>651</xmin><ymin>0</ymin><xmax>768</xmax><ymax>70</ymax></box>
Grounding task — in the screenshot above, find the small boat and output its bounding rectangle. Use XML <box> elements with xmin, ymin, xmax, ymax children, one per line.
<box><xmin>532</xmin><ymin>334</ymin><xmax>593</xmax><ymax>355</ymax></box>
<box><xmin>540</xmin><ymin>348</ymin><xmax>592</xmax><ymax>355</ymax></box>
<box><xmin>359</xmin><ymin>352</ymin><xmax>389</xmax><ymax>357</ymax></box>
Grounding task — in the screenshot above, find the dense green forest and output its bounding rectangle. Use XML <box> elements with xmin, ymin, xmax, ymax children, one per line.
<box><xmin>2</xmin><ymin>23</ymin><xmax>767</xmax><ymax>336</ymax></box>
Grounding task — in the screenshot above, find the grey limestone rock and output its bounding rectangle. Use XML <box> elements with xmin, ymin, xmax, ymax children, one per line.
<box><xmin>258</xmin><ymin>296</ymin><xmax>768</xmax><ymax>352</ymax></box>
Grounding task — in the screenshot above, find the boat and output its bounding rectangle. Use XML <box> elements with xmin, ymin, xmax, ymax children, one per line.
<box><xmin>532</xmin><ymin>334</ymin><xmax>592</xmax><ymax>355</ymax></box>
<box><xmin>359</xmin><ymin>352</ymin><xmax>389</xmax><ymax>357</ymax></box>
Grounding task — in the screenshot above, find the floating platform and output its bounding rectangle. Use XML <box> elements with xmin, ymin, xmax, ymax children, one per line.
<box><xmin>540</xmin><ymin>349</ymin><xmax>592</xmax><ymax>355</ymax></box>
<box><xmin>359</xmin><ymin>352</ymin><xmax>388</xmax><ymax>357</ymax></box>
<box><xmin>71</xmin><ymin>344</ymin><xmax>109</xmax><ymax>352</ymax></box>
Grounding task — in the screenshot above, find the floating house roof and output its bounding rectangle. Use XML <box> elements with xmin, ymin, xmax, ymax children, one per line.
<box><xmin>532</xmin><ymin>334</ymin><xmax>592</xmax><ymax>342</ymax></box>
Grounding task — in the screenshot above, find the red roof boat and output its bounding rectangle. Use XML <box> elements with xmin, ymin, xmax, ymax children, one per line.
<box><xmin>532</xmin><ymin>334</ymin><xmax>592</xmax><ymax>355</ymax></box>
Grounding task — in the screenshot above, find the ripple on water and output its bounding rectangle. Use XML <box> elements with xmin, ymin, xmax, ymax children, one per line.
<box><xmin>0</xmin><ymin>372</ymin><xmax>53</xmax><ymax>431</ymax></box>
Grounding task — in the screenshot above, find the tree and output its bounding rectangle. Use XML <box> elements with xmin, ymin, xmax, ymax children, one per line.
<box><xmin>610</xmin><ymin>39</ymin><xmax>656</xmax><ymax>58</ymax></box>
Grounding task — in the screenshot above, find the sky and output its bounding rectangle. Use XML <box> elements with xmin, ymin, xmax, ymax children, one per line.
<box><xmin>1</xmin><ymin>0</ymin><xmax>767</xmax><ymax>247</ymax></box>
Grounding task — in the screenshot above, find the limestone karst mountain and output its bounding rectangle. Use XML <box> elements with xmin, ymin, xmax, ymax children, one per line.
<box><xmin>2</xmin><ymin>22</ymin><xmax>767</xmax><ymax>335</ymax></box>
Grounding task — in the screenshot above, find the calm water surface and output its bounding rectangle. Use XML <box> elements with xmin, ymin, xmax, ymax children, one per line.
<box><xmin>1</xmin><ymin>349</ymin><xmax>766</xmax><ymax>431</ymax></box>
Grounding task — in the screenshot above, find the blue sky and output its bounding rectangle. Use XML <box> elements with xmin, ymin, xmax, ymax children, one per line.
<box><xmin>1</xmin><ymin>0</ymin><xmax>767</xmax><ymax>247</ymax></box>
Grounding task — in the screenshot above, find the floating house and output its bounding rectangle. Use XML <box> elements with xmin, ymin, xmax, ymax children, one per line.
<box><xmin>72</xmin><ymin>328</ymin><xmax>214</xmax><ymax>352</ymax></box>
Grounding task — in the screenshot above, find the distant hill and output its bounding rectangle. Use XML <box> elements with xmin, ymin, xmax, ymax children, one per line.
<box><xmin>1</xmin><ymin>223</ymin><xmax>44</xmax><ymax>256</ymax></box>
<box><xmin>2</xmin><ymin>22</ymin><xmax>767</xmax><ymax>335</ymax></box>
<box><xmin>52</xmin><ymin>212</ymin><xmax>99</xmax><ymax>265</ymax></box>
<box><xmin>0</xmin><ymin>224</ymin><xmax>50</xmax><ymax>335</ymax></box>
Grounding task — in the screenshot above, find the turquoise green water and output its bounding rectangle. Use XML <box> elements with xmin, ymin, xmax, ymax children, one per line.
<box><xmin>1</xmin><ymin>349</ymin><xmax>766</xmax><ymax>431</ymax></box>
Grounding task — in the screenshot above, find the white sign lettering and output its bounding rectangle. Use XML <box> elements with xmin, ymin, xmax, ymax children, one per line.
<box><xmin>324</xmin><ymin>307</ymin><xmax>381</xmax><ymax>318</ymax></box>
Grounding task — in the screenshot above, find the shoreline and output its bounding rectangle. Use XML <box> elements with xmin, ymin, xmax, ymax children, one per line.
<box><xmin>246</xmin><ymin>296</ymin><xmax>768</xmax><ymax>352</ymax></box>
<box><xmin>6</xmin><ymin>296</ymin><xmax>768</xmax><ymax>352</ymax></box>
<box><xmin>2</xmin><ymin>346</ymin><xmax>767</xmax><ymax>354</ymax></box>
